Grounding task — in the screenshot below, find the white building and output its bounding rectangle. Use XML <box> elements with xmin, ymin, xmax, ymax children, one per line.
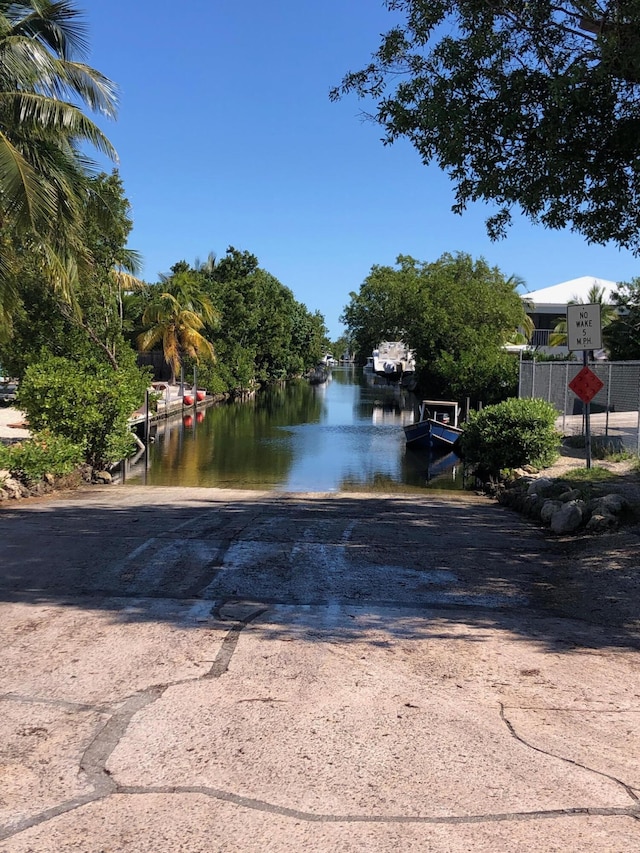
<box><xmin>522</xmin><ymin>276</ymin><xmax>618</xmax><ymax>356</ymax></box>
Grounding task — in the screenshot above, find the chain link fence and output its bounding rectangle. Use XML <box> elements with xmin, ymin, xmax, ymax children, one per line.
<box><xmin>519</xmin><ymin>359</ymin><xmax>640</xmax><ymax>454</ymax></box>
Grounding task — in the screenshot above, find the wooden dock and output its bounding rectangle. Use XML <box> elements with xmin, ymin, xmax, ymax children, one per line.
<box><xmin>129</xmin><ymin>384</ymin><xmax>218</xmax><ymax>432</ymax></box>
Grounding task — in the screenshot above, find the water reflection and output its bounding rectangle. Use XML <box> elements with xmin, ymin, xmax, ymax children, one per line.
<box><xmin>124</xmin><ymin>367</ymin><xmax>464</xmax><ymax>492</ymax></box>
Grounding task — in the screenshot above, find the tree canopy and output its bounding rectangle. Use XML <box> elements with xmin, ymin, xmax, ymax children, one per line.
<box><xmin>0</xmin><ymin>171</ymin><xmax>140</xmax><ymax>375</ymax></box>
<box><xmin>331</xmin><ymin>1</ymin><xmax>640</xmax><ymax>252</ymax></box>
<box><xmin>342</xmin><ymin>252</ymin><xmax>528</xmax><ymax>402</ymax></box>
<box><xmin>604</xmin><ymin>278</ymin><xmax>640</xmax><ymax>359</ymax></box>
<box><xmin>201</xmin><ymin>247</ymin><xmax>327</xmax><ymax>389</ymax></box>
<box><xmin>132</xmin><ymin>247</ymin><xmax>328</xmax><ymax>394</ymax></box>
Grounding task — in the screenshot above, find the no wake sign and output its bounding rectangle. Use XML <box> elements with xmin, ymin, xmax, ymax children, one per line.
<box><xmin>566</xmin><ymin>303</ymin><xmax>602</xmax><ymax>351</ymax></box>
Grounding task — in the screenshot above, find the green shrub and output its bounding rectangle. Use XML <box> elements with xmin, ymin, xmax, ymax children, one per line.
<box><xmin>2</xmin><ymin>432</ymin><xmax>84</xmax><ymax>484</ymax></box>
<box><xmin>460</xmin><ymin>398</ymin><xmax>561</xmax><ymax>477</ymax></box>
<box><xmin>17</xmin><ymin>354</ymin><xmax>149</xmax><ymax>468</ymax></box>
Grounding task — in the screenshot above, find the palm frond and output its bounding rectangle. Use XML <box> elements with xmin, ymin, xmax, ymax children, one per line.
<box><xmin>0</xmin><ymin>1</ymin><xmax>120</xmax><ymax>329</ymax></box>
<box><xmin>5</xmin><ymin>91</ymin><xmax>117</xmax><ymax>160</ymax></box>
<box><xmin>0</xmin><ymin>246</ymin><xmax>18</xmax><ymax>341</ymax></box>
<box><xmin>8</xmin><ymin>0</ymin><xmax>90</xmax><ymax>60</ymax></box>
<box><xmin>137</xmin><ymin>325</ymin><xmax>164</xmax><ymax>352</ymax></box>
<box><xmin>38</xmin><ymin>239</ymin><xmax>80</xmax><ymax>305</ymax></box>
<box><xmin>111</xmin><ymin>269</ymin><xmax>145</xmax><ymax>292</ymax></box>
<box><xmin>177</xmin><ymin>308</ymin><xmax>205</xmax><ymax>330</ymax></box>
<box><xmin>118</xmin><ymin>248</ymin><xmax>143</xmax><ymax>276</ymax></box>
<box><xmin>0</xmin><ymin>128</ymin><xmax>57</xmax><ymax>226</ymax></box>
<box><xmin>51</xmin><ymin>59</ymin><xmax>118</xmax><ymax>116</ymax></box>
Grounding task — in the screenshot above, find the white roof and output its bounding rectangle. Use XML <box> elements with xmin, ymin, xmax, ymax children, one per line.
<box><xmin>523</xmin><ymin>276</ymin><xmax>618</xmax><ymax>309</ymax></box>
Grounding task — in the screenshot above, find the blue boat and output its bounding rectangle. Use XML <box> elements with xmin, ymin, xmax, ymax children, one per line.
<box><xmin>404</xmin><ymin>400</ymin><xmax>463</xmax><ymax>449</ymax></box>
<box><xmin>425</xmin><ymin>449</ymin><xmax>460</xmax><ymax>481</ymax></box>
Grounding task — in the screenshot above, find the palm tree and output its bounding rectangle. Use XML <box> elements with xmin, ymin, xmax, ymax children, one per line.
<box><xmin>503</xmin><ymin>274</ymin><xmax>535</xmax><ymax>346</ymax></box>
<box><xmin>193</xmin><ymin>252</ymin><xmax>217</xmax><ymax>278</ymax></box>
<box><xmin>137</xmin><ymin>272</ymin><xmax>218</xmax><ymax>385</ymax></box>
<box><xmin>549</xmin><ymin>284</ymin><xmax>617</xmax><ymax>349</ymax></box>
<box><xmin>0</xmin><ymin>1</ymin><xmax>118</xmax><ymax>322</ymax></box>
<box><xmin>110</xmin><ymin>247</ymin><xmax>145</xmax><ymax>328</ymax></box>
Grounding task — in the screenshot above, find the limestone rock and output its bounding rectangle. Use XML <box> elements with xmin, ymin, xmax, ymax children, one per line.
<box><xmin>550</xmin><ymin>500</ymin><xmax>584</xmax><ymax>534</ymax></box>
<box><xmin>540</xmin><ymin>500</ymin><xmax>563</xmax><ymax>524</ymax></box>
<box><xmin>590</xmin><ymin>493</ymin><xmax>627</xmax><ymax>516</ymax></box>
<box><xmin>2</xmin><ymin>476</ymin><xmax>24</xmax><ymax>499</ymax></box>
<box><xmin>522</xmin><ymin>494</ymin><xmax>542</xmax><ymax>518</ymax></box>
<box><xmin>585</xmin><ymin>511</ymin><xmax>619</xmax><ymax>533</ymax></box>
<box><xmin>558</xmin><ymin>488</ymin><xmax>582</xmax><ymax>502</ymax></box>
<box><xmin>527</xmin><ymin>477</ymin><xmax>554</xmax><ymax>496</ymax></box>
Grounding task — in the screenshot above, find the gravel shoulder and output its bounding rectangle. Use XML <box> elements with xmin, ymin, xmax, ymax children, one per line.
<box><xmin>507</xmin><ymin>446</ymin><xmax>640</xmax><ymax>641</ymax></box>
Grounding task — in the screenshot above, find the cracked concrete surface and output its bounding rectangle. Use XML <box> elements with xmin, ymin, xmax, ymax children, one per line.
<box><xmin>0</xmin><ymin>485</ymin><xmax>639</xmax><ymax>851</ymax></box>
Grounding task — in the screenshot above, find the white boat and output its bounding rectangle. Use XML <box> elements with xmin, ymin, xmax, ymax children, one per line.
<box><xmin>363</xmin><ymin>341</ymin><xmax>417</xmax><ymax>389</ymax></box>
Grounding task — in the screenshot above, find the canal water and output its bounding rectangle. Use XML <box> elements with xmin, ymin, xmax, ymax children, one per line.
<box><xmin>124</xmin><ymin>367</ymin><xmax>464</xmax><ymax>492</ymax></box>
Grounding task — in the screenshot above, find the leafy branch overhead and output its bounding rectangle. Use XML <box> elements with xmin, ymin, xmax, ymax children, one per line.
<box><xmin>331</xmin><ymin>1</ymin><xmax>640</xmax><ymax>252</ymax></box>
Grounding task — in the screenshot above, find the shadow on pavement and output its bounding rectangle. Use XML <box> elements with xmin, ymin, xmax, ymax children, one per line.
<box><xmin>0</xmin><ymin>489</ymin><xmax>638</xmax><ymax>651</ymax></box>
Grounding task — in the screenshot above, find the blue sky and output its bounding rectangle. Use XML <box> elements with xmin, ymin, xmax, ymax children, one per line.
<box><xmin>82</xmin><ymin>0</ymin><xmax>639</xmax><ymax>340</ymax></box>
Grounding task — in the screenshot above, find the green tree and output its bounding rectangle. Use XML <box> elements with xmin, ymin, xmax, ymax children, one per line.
<box><xmin>341</xmin><ymin>255</ymin><xmax>419</xmax><ymax>362</ymax></box>
<box><xmin>141</xmin><ymin>247</ymin><xmax>328</xmax><ymax>395</ymax></box>
<box><xmin>211</xmin><ymin>246</ymin><xmax>259</xmax><ymax>283</ymax></box>
<box><xmin>0</xmin><ymin>0</ymin><xmax>118</xmax><ymax>327</ymax></box>
<box><xmin>331</xmin><ymin>333</ymin><xmax>354</xmax><ymax>361</ymax></box>
<box><xmin>292</xmin><ymin>307</ymin><xmax>327</xmax><ymax>370</ymax></box>
<box><xmin>0</xmin><ymin>172</ymin><xmax>141</xmax><ymax>374</ymax></box>
<box><xmin>138</xmin><ymin>268</ymin><xmax>218</xmax><ymax>385</ymax></box>
<box><xmin>332</xmin><ymin>1</ymin><xmax>640</xmax><ymax>252</ymax></box>
<box><xmin>604</xmin><ymin>278</ymin><xmax>640</xmax><ymax>360</ymax></box>
<box><xmin>202</xmin><ymin>246</ymin><xmax>326</xmax><ymax>390</ymax></box>
<box><xmin>342</xmin><ymin>252</ymin><xmax>527</xmax><ymax>402</ymax></box>
<box><xmin>82</xmin><ymin>172</ymin><xmax>144</xmax><ymax>341</ymax></box>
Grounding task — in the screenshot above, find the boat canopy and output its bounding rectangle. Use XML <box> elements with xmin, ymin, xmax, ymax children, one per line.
<box><xmin>418</xmin><ymin>400</ymin><xmax>460</xmax><ymax>428</ymax></box>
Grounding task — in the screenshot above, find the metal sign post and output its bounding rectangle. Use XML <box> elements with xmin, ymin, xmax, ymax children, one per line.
<box><xmin>583</xmin><ymin>349</ymin><xmax>592</xmax><ymax>470</ymax></box>
<box><xmin>566</xmin><ymin>304</ymin><xmax>603</xmax><ymax>469</ymax></box>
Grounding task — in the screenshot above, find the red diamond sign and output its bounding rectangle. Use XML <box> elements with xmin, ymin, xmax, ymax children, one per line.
<box><xmin>568</xmin><ymin>367</ymin><xmax>604</xmax><ymax>404</ymax></box>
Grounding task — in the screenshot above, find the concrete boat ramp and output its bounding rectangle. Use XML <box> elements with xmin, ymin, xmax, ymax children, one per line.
<box><xmin>0</xmin><ymin>486</ymin><xmax>639</xmax><ymax>851</ymax></box>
